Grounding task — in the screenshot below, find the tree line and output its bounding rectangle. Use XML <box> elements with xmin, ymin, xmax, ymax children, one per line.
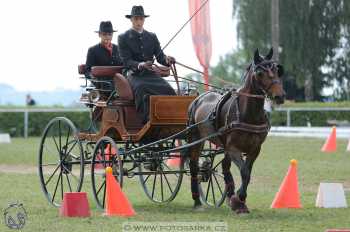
<box><xmin>209</xmin><ymin>0</ymin><xmax>350</xmax><ymax>101</ymax></box>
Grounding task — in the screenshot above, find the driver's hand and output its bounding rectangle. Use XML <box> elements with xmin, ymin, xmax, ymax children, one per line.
<box><xmin>138</xmin><ymin>61</ymin><xmax>153</xmax><ymax>70</ymax></box>
<box><xmin>166</xmin><ymin>56</ymin><xmax>176</xmax><ymax>65</ymax></box>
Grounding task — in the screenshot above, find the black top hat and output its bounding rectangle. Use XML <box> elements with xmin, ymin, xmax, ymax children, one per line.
<box><xmin>95</xmin><ymin>21</ymin><xmax>117</xmax><ymax>33</ymax></box>
<box><xmin>125</xmin><ymin>5</ymin><xmax>149</xmax><ymax>18</ymax></box>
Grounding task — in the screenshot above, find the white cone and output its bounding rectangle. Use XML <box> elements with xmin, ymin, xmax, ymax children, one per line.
<box><xmin>316</xmin><ymin>183</ymin><xmax>347</xmax><ymax>208</ymax></box>
<box><xmin>0</xmin><ymin>133</ymin><xmax>11</xmax><ymax>143</ymax></box>
<box><xmin>346</xmin><ymin>140</ymin><xmax>350</xmax><ymax>151</ymax></box>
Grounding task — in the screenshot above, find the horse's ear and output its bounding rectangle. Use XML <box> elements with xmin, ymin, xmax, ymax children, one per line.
<box><xmin>265</xmin><ymin>48</ymin><xmax>273</xmax><ymax>60</ymax></box>
<box><xmin>254</xmin><ymin>49</ymin><xmax>262</xmax><ymax>64</ymax></box>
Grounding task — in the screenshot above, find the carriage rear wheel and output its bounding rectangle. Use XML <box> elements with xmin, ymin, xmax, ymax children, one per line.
<box><xmin>138</xmin><ymin>140</ymin><xmax>184</xmax><ymax>203</ymax></box>
<box><xmin>38</xmin><ymin>117</ymin><xmax>84</xmax><ymax>207</ymax></box>
<box><xmin>198</xmin><ymin>141</ymin><xmax>227</xmax><ymax>207</ymax></box>
<box><xmin>91</xmin><ymin>136</ymin><xmax>123</xmax><ymax>209</ymax></box>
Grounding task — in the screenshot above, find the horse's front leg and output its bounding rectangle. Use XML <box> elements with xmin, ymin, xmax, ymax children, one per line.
<box><xmin>233</xmin><ymin>147</ymin><xmax>260</xmax><ymax>213</ymax></box>
<box><xmin>227</xmin><ymin>151</ymin><xmax>250</xmax><ymax>213</ymax></box>
<box><xmin>237</xmin><ymin>148</ymin><xmax>260</xmax><ymax>202</ymax></box>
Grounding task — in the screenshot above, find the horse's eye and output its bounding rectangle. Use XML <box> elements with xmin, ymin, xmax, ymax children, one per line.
<box><xmin>256</xmin><ymin>70</ymin><xmax>264</xmax><ymax>77</ymax></box>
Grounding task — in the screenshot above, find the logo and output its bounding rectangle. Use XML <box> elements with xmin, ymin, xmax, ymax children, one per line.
<box><xmin>3</xmin><ymin>203</ymin><xmax>27</xmax><ymax>230</ymax></box>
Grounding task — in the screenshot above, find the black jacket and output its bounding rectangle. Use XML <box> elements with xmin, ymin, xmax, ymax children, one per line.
<box><xmin>118</xmin><ymin>29</ymin><xmax>168</xmax><ymax>73</ymax></box>
<box><xmin>85</xmin><ymin>43</ymin><xmax>123</xmax><ymax>77</ymax></box>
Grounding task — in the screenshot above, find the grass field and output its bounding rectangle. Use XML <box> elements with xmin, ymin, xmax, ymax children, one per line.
<box><xmin>0</xmin><ymin>136</ymin><xmax>350</xmax><ymax>232</ymax></box>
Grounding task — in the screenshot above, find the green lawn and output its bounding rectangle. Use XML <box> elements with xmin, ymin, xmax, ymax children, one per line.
<box><xmin>0</xmin><ymin>136</ymin><xmax>350</xmax><ymax>232</ymax></box>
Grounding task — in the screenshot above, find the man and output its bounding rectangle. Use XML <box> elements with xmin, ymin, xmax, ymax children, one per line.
<box><xmin>85</xmin><ymin>21</ymin><xmax>123</xmax><ymax>94</ymax></box>
<box><xmin>118</xmin><ymin>5</ymin><xmax>176</xmax><ymax>124</ymax></box>
<box><xmin>26</xmin><ymin>94</ymin><xmax>36</xmax><ymax>106</ymax></box>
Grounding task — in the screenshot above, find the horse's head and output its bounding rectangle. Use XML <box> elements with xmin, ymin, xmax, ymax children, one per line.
<box><xmin>250</xmin><ymin>48</ymin><xmax>285</xmax><ymax>104</ymax></box>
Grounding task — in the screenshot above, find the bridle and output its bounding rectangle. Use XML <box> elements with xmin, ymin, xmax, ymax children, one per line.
<box><xmin>238</xmin><ymin>60</ymin><xmax>282</xmax><ymax>99</ymax></box>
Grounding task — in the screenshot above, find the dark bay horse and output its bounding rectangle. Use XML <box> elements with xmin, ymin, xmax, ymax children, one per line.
<box><xmin>187</xmin><ymin>48</ymin><xmax>285</xmax><ymax>213</ymax></box>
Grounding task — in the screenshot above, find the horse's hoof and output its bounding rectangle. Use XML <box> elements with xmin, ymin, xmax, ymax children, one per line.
<box><xmin>235</xmin><ymin>208</ymin><xmax>250</xmax><ymax>214</ymax></box>
<box><xmin>193</xmin><ymin>204</ymin><xmax>205</xmax><ymax>212</ymax></box>
<box><xmin>229</xmin><ymin>196</ymin><xmax>249</xmax><ymax>213</ymax></box>
<box><xmin>225</xmin><ymin>197</ymin><xmax>231</xmax><ymax>207</ymax></box>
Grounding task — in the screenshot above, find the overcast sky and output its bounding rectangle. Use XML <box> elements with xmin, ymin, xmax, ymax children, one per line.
<box><xmin>0</xmin><ymin>0</ymin><xmax>236</xmax><ymax>91</ymax></box>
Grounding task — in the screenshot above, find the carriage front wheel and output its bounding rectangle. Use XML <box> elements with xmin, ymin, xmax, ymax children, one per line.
<box><xmin>91</xmin><ymin>136</ymin><xmax>123</xmax><ymax>209</ymax></box>
<box><xmin>38</xmin><ymin>117</ymin><xmax>84</xmax><ymax>207</ymax></box>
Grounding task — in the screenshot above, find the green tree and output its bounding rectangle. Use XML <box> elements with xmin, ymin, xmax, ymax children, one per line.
<box><xmin>230</xmin><ymin>0</ymin><xmax>349</xmax><ymax>101</ymax></box>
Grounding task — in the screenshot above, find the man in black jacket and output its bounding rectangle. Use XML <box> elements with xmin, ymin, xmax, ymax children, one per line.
<box><xmin>85</xmin><ymin>21</ymin><xmax>123</xmax><ymax>93</ymax></box>
<box><xmin>118</xmin><ymin>5</ymin><xmax>176</xmax><ymax>124</ymax></box>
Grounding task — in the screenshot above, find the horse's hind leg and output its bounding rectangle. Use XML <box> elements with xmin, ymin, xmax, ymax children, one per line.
<box><xmin>222</xmin><ymin>153</ymin><xmax>235</xmax><ymax>205</ymax></box>
<box><xmin>188</xmin><ymin>142</ymin><xmax>203</xmax><ymax>210</ymax></box>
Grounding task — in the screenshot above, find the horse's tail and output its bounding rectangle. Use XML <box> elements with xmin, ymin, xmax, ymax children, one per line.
<box><xmin>187</xmin><ymin>92</ymin><xmax>212</xmax><ymax>126</ymax></box>
<box><xmin>187</xmin><ymin>98</ymin><xmax>198</xmax><ymax>127</ymax></box>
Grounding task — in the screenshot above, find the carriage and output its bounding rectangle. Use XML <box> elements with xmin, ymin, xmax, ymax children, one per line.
<box><xmin>38</xmin><ymin>64</ymin><xmax>228</xmax><ymax>209</ymax></box>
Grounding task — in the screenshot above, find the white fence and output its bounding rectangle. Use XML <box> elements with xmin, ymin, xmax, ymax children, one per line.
<box><xmin>0</xmin><ymin>108</ymin><xmax>88</xmax><ymax>138</ymax></box>
<box><xmin>275</xmin><ymin>107</ymin><xmax>350</xmax><ymax>127</ymax></box>
<box><xmin>269</xmin><ymin>126</ymin><xmax>350</xmax><ymax>139</ymax></box>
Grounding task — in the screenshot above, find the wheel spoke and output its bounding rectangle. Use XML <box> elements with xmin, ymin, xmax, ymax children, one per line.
<box><xmin>58</xmin><ymin>121</ymin><xmax>62</xmax><ymax>152</ymax></box>
<box><xmin>163</xmin><ymin>162</ymin><xmax>179</xmax><ymax>178</ymax></box>
<box><xmin>60</xmin><ymin>168</ymin><xmax>64</xmax><ymax>200</ymax></box>
<box><xmin>212</xmin><ymin>173</ymin><xmax>224</xmax><ymax>196</ymax></box>
<box><xmin>42</xmin><ymin>162</ymin><xmax>59</xmax><ymax>167</ymax></box>
<box><xmin>210</xmin><ymin>175</ymin><xmax>216</xmax><ymax>205</ymax></box>
<box><xmin>213</xmin><ymin>159</ymin><xmax>223</xmax><ymax>170</ymax></box>
<box><xmin>160</xmin><ymin>171</ymin><xmax>164</xmax><ymax>202</ymax></box>
<box><xmin>61</xmin><ymin>165</ymin><xmax>79</xmax><ymax>182</ymax></box>
<box><xmin>205</xmin><ymin>175</ymin><xmax>212</xmax><ymax>201</ymax></box>
<box><xmin>96</xmin><ymin>181</ymin><xmax>106</xmax><ymax>196</ymax></box>
<box><xmin>51</xmin><ymin>172</ymin><xmax>61</xmax><ymax>203</ymax></box>
<box><xmin>142</xmin><ymin>174</ymin><xmax>151</xmax><ymax>185</ymax></box>
<box><xmin>162</xmin><ymin>172</ymin><xmax>174</xmax><ymax>194</ymax></box>
<box><xmin>64</xmin><ymin>127</ymin><xmax>71</xmax><ymax>154</ymax></box>
<box><xmin>65</xmin><ymin>173</ymin><xmax>72</xmax><ymax>192</ymax></box>
<box><xmin>65</xmin><ymin>140</ymin><xmax>78</xmax><ymax>158</ymax></box>
<box><xmin>151</xmin><ymin>172</ymin><xmax>157</xmax><ymax>199</ymax></box>
<box><xmin>102</xmin><ymin>181</ymin><xmax>106</xmax><ymax>208</ymax></box>
<box><xmin>51</xmin><ymin>135</ymin><xmax>60</xmax><ymax>153</ymax></box>
<box><xmin>45</xmin><ymin>163</ymin><xmax>61</xmax><ymax>185</ymax></box>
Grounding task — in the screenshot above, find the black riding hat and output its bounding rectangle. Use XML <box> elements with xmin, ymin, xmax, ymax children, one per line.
<box><xmin>125</xmin><ymin>5</ymin><xmax>149</xmax><ymax>18</ymax></box>
<box><xmin>95</xmin><ymin>21</ymin><xmax>117</xmax><ymax>33</ymax></box>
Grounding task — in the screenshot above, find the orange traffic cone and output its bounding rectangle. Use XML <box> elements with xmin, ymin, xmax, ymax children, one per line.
<box><xmin>104</xmin><ymin>167</ymin><xmax>135</xmax><ymax>217</ymax></box>
<box><xmin>271</xmin><ymin>159</ymin><xmax>302</xmax><ymax>208</ymax></box>
<box><xmin>321</xmin><ymin>126</ymin><xmax>337</xmax><ymax>152</ymax></box>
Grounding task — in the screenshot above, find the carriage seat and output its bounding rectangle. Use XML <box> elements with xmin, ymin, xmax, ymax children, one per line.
<box><xmin>114</xmin><ymin>73</ymin><xmax>134</xmax><ymax>101</ymax></box>
<box><xmin>78</xmin><ymin>64</ymin><xmax>133</xmax><ymax>101</ymax></box>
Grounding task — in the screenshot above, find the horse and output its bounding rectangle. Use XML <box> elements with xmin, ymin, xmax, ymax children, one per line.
<box><xmin>187</xmin><ymin>48</ymin><xmax>285</xmax><ymax>213</ymax></box>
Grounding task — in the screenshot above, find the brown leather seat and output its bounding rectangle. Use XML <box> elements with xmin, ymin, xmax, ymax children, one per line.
<box><xmin>78</xmin><ymin>64</ymin><xmax>86</xmax><ymax>75</ymax></box>
<box><xmin>114</xmin><ymin>73</ymin><xmax>134</xmax><ymax>101</ymax></box>
<box><xmin>91</xmin><ymin>66</ymin><xmax>123</xmax><ymax>78</ymax></box>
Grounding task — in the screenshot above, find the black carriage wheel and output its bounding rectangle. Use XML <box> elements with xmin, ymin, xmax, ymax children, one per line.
<box><xmin>138</xmin><ymin>140</ymin><xmax>184</xmax><ymax>203</ymax></box>
<box><xmin>198</xmin><ymin>141</ymin><xmax>227</xmax><ymax>207</ymax></box>
<box><xmin>91</xmin><ymin>136</ymin><xmax>123</xmax><ymax>210</ymax></box>
<box><xmin>38</xmin><ymin>117</ymin><xmax>84</xmax><ymax>207</ymax></box>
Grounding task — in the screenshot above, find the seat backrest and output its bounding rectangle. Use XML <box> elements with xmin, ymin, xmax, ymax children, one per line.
<box><xmin>114</xmin><ymin>73</ymin><xmax>134</xmax><ymax>101</ymax></box>
<box><xmin>78</xmin><ymin>64</ymin><xmax>86</xmax><ymax>75</ymax></box>
<box><xmin>91</xmin><ymin>66</ymin><xmax>123</xmax><ymax>78</ymax></box>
